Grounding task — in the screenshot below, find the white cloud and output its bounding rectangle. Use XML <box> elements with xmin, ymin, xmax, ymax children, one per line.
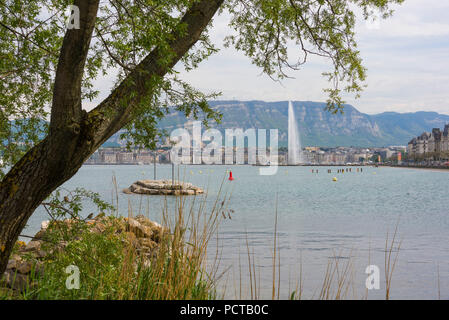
<box><xmin>357</xmin><ymin>0</ymin><xmax>449</xmax><ymax>38</ymax></box>
<box><xmin>85</xmin><ymin>1</ymin><xmax>449</xmax><ymax>116</ymax></box>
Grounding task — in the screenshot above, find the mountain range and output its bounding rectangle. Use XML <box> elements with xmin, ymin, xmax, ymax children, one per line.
<box><xmin>106</xmin><ymin>100</ymin><xmax>449</xmax><ymax>148</ymax></box>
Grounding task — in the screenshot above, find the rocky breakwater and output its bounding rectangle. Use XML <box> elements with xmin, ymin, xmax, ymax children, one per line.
<box><xmin>123</xmin><ymin>179</ymin><xmax>204</xmax><ymax>196</ymax></box>
<box><xmin>0</xmin><ymin>214</ymin><xmax>167</xmax><ymax>295</ymax></box>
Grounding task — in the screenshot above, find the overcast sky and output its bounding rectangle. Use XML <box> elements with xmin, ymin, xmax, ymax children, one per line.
<box><xmin>89</xmin><ymin>0</ymin><xmax>449</xmax><ymax>116</ymax></box>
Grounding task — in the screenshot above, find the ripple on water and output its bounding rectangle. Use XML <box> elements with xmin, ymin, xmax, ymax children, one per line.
<box><xmin>23</xmin><ymin>165</ymin><xmax>449</xmax><ymax>299</ymax></box>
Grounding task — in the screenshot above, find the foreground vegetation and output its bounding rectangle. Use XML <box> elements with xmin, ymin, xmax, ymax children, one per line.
<box><xmin>0</xmin><ymin>187</ymin><xmax>227</xmax><ymax>300</ymax></box>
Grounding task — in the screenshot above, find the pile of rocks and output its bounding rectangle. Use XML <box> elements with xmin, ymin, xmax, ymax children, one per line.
<box><xmin>1</xmin><ymin>239</ymin><xmax>46</xmax><ymax>293</ymax></box>
<box><xmin>123</xmin><ymin>179</ymin><xmax>204</xmax><ymax>196</ymax></box>
<box><xmin>121</xmin><ymin>214</ymin><xmax>168</xmax><ymax>259</ymax></box>
<box><xmin>0</xmin><ymin>214</ymin><xmax>167</xmax><ymax>295</ymax></box>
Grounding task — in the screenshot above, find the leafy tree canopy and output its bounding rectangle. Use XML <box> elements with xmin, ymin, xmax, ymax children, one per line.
<box><xmin>0</xmin><ymin>0</ymin><xmax>404</xmax><ymax>176</ymax></box>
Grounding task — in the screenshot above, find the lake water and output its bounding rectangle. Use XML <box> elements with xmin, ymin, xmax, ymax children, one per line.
<box><xmin>24</xmin><ymin>164</ymin><xmax>449</xmax><ymax>300</ymax></box>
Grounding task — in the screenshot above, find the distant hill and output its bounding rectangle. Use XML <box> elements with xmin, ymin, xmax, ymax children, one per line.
<box><xmin>370</xmin><ymin>111</ymin><xmax>449</xmax><ymax>146</ymax></box>
<box><xmin>106</xmin><ymin>100</ymin><xmax>449</xmax><ymax>148</ymax></box>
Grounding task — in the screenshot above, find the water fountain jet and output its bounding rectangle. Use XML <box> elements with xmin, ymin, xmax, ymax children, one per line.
<box><xmin>288</xmin><ymin>101</ymin><xmax>303</xmax><ymax>165</ymax></box>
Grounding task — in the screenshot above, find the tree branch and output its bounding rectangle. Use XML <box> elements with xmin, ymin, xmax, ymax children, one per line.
<box><xmin>50</xmin><ymin>0</ymin><xmax>100</xmax><ymax>133</ymax></box>
<box><xmin>86</xmin><ymin>0</ymin><xmax>224</xmax><ymax>150</ymax></box>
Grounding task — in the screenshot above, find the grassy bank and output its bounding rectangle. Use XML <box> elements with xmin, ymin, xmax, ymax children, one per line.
<box><xmin>0</xmin><ymin>187</ymin><xmax>228</xmax><ymax>300</ymax></box>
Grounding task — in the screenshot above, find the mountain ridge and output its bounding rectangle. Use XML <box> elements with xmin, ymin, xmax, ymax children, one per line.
<box><xmin>106</xmin><ymin>100</ymin><xmax>449</xmax><ymax>148</ymax></box>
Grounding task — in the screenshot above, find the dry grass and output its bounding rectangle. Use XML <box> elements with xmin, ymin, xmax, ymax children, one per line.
<box><xmin>2</xmin><ymin>171</ymin><xmax>411</xmax><ymax>301</ymax></box>
<box><xmin>2</xmin><ymin>173</ymin><xmax>230</xmax><ymax>300</ymax></box>
<box><xmin>384</xmin><ymin>221</ymin><xmax>402</xmax><ymax>300</ymax></box>
<box><xmin>234</xmin><ymin>215</ymin><xmax>404</xmax><ymax>300</ymax></box>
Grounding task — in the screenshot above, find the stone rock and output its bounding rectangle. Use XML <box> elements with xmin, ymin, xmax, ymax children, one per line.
<box><xmin>41</xmin><ymin>220</ymin><xmax>50</xmax><ymax>230</ymax></box>
<box><xmin>124</xmin><ymin>231</ymin><xmax>138</xmax><ymax>248</ymax></box>
<box><xmin>134</xmin><ymin>215</ymin><xmax>166</xmax><ymax>242</ymax></box>
<box><xmin>3</xmin><ymin>270</ymin><xmax>29</xmax><ymax>292</ymax></box>
<box><xmin>7</xmin><ymin>257</ymin><xmax>19</xmax><ymax>270</ymax></box>
<box><xmin>24</xmin><ymin>240</ymin><xmax>42</xmax><ymax>252</ymax></box>
<box><xmin>1</xmin><ymin>215</ymin><xmax>168</xmax><ymax>296</ymax></box>
<box><xmin>135</xmin><ymin>215</ymin><xmax>157</xmax><ymax>228</ymax></box>
<box><xmin>138</xmin><ymin>238</ymin><xmax>157</xmax><ymax>251</ymax></box>
<box><xmin>126</xmin><ymin>218</ymin><xmax>152</xmax><ymax>238</ymax></box>
<box><xmin>91</xmin><ymin>221</ymin><xmax>106</xmax><ymax>234</ymax></box>
<box><xmin>32</xmin><ymin>221</ymin><xmax>52</xmax><ymax>241</ymax></box>
<box><xmin>33</xmin><ymin>229</ymin><xmax>47</xmax><ymax>240</ymax></box>
<box><xmin>123</xmin><ymin>188</ymin><xmax>133</xmax><ymax>194</ymax></box>
<box><xmin>125</xmin><ymin>179</ymin><xmax>204</xmax><ymax>196</ymax></box>
<box><xmin>16</xmin><ymin>260</ymin><xmax>33</xmax><ymax>274</ymax></box>
<box><xmin>22</xmin><ymin>240</ymin><xmax>48</xmax><ymax>258</ymax></box>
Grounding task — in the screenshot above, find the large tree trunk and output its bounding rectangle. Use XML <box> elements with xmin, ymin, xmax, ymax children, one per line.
<box><xmin>0</xmin><ymin>0</ymin><xmax>223</xmax><ymax>276</ymax></box>
<box><xmin>0</xmin><ymin>134</ymin><xmax>92</xmax><ymax>274</ymax></box>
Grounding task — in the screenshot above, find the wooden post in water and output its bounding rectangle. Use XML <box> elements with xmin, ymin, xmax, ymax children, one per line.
<box><xmin>153</xmin><ymin>152</ymin><xmax>157</xmax><ymax>180</ymax></box>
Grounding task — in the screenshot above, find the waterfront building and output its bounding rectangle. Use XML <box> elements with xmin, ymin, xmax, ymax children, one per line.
<box><xmin>428</xmin><ymin>128</ymin><xmax>442</xmax><ymax>158</ymax></box>
<box><xmin>442</xmin><ymin>125</ymin><xmax>449</xmax><ymax>155</ymax></box>
<box><xmin>417</xmin><ymin>132</ymin><xmax>431</xmax><ymax>155</ymax></box>
<box><xmin>407</xmin><ymin>138</ymin><xmax>417</xmax><ymax>158</ymax></box>
<box><xmin>117</xmin><ymin>152</ymin><xmax>134</xmax><ymax>164</ymax></box>
<box><xmin>407</xmin><ymin>125</ymin><xmax>449</xmax><ymax>161</ymax></box>
<box><xmin>135</xmin><ymin>151</ymin><xmax>154</xmax><ymax>164</ymax></box>
<box><xmin>100</xmin><ymin>151</ymin><xmax>117</xmax><ymax>164</ymax></box>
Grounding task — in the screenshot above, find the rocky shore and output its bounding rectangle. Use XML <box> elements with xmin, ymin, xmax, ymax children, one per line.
<box><xmin>123</xmin><ymin>179</ymin><xmax>204</xmax><ymax>196</ymax></box>
<box><xmin>0</xmin><ymin>214</ymin><xmax>167</xmax><ymax>295</ymax></box>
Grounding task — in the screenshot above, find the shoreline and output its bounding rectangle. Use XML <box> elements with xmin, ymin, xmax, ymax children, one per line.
<box><xmin>82</xmin><ymin>162</ymin><xmax>449</xmax><ymax>173</ymax></box>
<box><xmin>382</xmin><ymin>165</ymin><xmax>449</xmax><ymax>173</ymax></box>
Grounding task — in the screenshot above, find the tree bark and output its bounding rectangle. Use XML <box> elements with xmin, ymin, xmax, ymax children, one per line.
<box><xmin>0</xmin><ymin>0</ymin><xmax>223</xmax><ymax>275</ymax></box>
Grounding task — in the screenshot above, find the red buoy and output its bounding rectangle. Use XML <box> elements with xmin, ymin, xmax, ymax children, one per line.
<box><xmin>228</xmin><ymin>170</ymin><xmax>234</xmax><ymax>181</ymax></box>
